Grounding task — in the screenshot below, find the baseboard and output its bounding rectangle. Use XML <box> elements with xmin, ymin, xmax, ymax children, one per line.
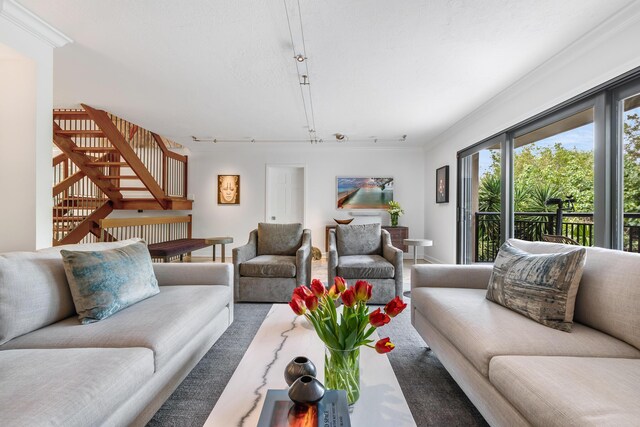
<box><xmin>423</xmin><ymin>254</ymin><xmax>445</xmax><ymax>264</ymax></box>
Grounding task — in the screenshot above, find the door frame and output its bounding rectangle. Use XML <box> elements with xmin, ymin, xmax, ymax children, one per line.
<box><xmin>265</xmin><ymin>163</ymin><xmax>307</xmax><ymax>226</ymax></box>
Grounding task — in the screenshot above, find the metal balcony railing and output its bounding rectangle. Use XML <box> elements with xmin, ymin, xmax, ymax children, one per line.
<box><xmin>474</xmin><ymin>212</ymin><xmax>640</xmax><ymax>262</ymax></box>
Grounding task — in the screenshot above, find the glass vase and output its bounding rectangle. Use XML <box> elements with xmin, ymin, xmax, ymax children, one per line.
<box><xmin>324</xmin><ymin>346</ymin><xmax>360</xmax><ymax>405</ymax></box>
<box><xmin>390</xmin><ymin>213</ymin><xmax>399</xmax><ymax>226</ymax></box>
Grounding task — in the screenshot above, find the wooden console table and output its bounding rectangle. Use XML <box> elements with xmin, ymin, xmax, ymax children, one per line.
<box><xmin>325</xmin><ymin>225</ymin><xmax>409</xmax><ymax>252</ymax></box>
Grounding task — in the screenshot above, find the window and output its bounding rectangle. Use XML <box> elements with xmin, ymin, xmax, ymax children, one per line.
<box><xmin>457</xmin><ymin>69</ymin><xmax>640</xmax><ymax>262</ymax></box>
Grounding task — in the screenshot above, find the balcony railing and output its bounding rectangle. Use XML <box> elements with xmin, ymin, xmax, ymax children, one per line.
<box><xmin>474</xmin><ymin>211</ymin><xmax>640</xmax><ymax>262</ymax></box>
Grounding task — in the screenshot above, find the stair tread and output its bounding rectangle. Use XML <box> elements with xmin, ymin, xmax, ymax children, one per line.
<box><xmin>91</xmin><ymin>162</ymin><xmax>128</xmax><ymax>166</ymax></box>
<box><xmin>112</xmin><ymin>187</ymin><xmax>150</xmax><ymax>191</ymax></box>
<box><xmin>104</xmin><ymin>175</ymin><xmax>138</xmax><ymax>179</ymax></box>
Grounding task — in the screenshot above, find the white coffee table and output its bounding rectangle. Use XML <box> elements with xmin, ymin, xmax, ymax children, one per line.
<box><xmin>403</xmin><ymin>238</ymin><xmax>433</xmax><ymax>264</ymax></box>
<box><xmin>203</xmin><ymin>304</ymin><xmax>415</xmax><ymax>426</ymax></box>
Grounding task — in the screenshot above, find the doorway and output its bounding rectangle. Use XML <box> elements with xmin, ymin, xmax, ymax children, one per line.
<box><xmin>265</xmin><ymin>165</ymin><xmax>306</xmax><ymax>225</ymax></box>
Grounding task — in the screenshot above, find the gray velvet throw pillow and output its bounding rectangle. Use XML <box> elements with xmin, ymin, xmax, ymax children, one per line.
<box><xmin>60</xmin><ymin>241</ymin><xmax>159</xmax><ymax>324</ymax></box>
<box><xmin>486</xmin><ymin>241</ymin><xmax>586</xmax><ymax>332</ymax></box>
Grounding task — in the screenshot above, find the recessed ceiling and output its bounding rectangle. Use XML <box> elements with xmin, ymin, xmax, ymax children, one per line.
<box><xmin>18</xmin><ymin>0</ymin><xmax>634</xmax><ymax>148</ymax></box>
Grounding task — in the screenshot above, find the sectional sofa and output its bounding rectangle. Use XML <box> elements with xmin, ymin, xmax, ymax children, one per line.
<box><xmin>411</xmin><ymin>239</ymin><xmax>640</xmax><ymax>426</ymax></box>
<box><xmin>0</xmin><ymin>239</ymin><xmax>233</xmax><ymax>426</ymax></box>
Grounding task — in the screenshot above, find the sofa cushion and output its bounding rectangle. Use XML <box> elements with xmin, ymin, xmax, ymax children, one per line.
<box><xmin>257</xmin><ymin>223</ymin><xmax>303</xmax><ymax>256</ymax></box>
<box><xmin>489</xmin><ymin>356</ymin><xmax>640</xmax><ymax>427</ymax></box>
<box><xmin>0</xmin><ymin>251</ymin><xmax>74</xmax><ymax>346</ymax></box>
<box><xmin>61</xmin><ymin>241</ymin><xmax>159</xmax><ymax>324</ymax></box>
<box><xmin>0</xmin><ymin>347</ymin><xmax>153</xmax><ymax>427</ymax></box>
<box><xmin>336</xmin><ymin>223</ymin><xmax>382</xmax><ymax>256</ymax></box>
<box><xmin>239</xmin><ymin>255</ymin><xmax>296</xmax><ymax>278</ymax></box>
<box><xmin>509</xmin><ymin>239</ymin><xmax>640</xmax><ymax>351</ymax></box>
<box><xmin>337</xmin><ymin>255</ymin><xmax>394</xmax><ymax>279</ymax></box>
<box><xmin>487</xmin><ymin>241</ymin><xmax>586</xmax><ymax>332</ymax></box>
<box><xmin>2</xmin><ymin>285</ymin><xmax>231</xmax><ymax>371</ymax></box>
<box><xmin>412</xmin><ymin>287</ymin><xmax>640</xmax><ymax>377</ymax></box>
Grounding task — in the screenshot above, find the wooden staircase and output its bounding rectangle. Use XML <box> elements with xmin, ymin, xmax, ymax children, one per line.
<box><xmin>52</xmin><ymin>105</ymin><xmax>192</xmax><ymax>245</ymax></box>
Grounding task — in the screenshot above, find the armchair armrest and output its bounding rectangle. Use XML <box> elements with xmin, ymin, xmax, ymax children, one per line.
<box><xmin>327</xmin><ymin>230</ymin><xmax>338</xmax><ymax>286</ymax></box>
<box><xmin>232</xmin><ymin>229</ymin><xmax>258</xmax><ymax>299</ymax></box>
<box><xmin>296</xmin><ymin>229</ymin><xmax>312</xmax><ymax>286</ymax></box>
<box><xmin>411</xmin><ymin>264</ymin><xmax>493</xmax><ymax>290</ymax></box>
<box><xmin>381</xmin><ymin>229</ymin><xmax>403</xmax><ymax>298</ymax></box>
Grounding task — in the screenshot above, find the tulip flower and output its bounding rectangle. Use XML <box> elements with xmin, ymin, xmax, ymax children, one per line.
<box><xmin>293</xmin><ymin>285</ymin><xmax>313</xmax><ymax>300</ymax></box>
<box><xmin>375</xmin><ymin>337</ymin><xmax>395</xmax><ymax>354</ymax></box>
<box><xmin>289</xmin><ymin>295</ymin><xmax>306</xmax><ymax>315</ymax></box>
<box><xmin>334</xmin><ymin>276</ymin><xmax>347</xmax><ymax>293</ymax></box>
<box><xmin>369</xmin><ymin>308</ymin><xmax>390</xmax><ymax>327</ymax></box>
<box><xmin>341</xmin><ymin>287</ymin><xmax>356</xmax><ymax>307</ymax></box>
<box><xmin>305</xmin><ymin>294</ymin><xmax>319</xmax><ymax>311</ymax></box>
<box><xmin>327</xmin><ymin>283</ymin><xmax>340</xmax><ymax>299</ymax></box>
<box><xmin>384</xmin><ymin>296</ymin><xmax>407</xmax><ymax>318</ymax></box>
<box><xmin>310</xmin><ymin>279</ymin><xmax>326</xmax><ymax>298</ymax></box>
<box><xmin>354</xmin><ymin>280</ymin><xmax>372</xmax><ymax>302</ymax></box>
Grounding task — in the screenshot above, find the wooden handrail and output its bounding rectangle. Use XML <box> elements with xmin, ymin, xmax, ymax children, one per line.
<box><xmin>99</xmin><ymin>215</ymin><xmax>191</xmax><ymax>228</ymax></box>
<box><xmin>151</xmin><ymin>133</ymin><xmax>188</xmax><ymax>162</ymax></box>
<box><xmin>53</xmin><ymin>153</ymin><xmax>67</xmax><ymax>166</ymax></box>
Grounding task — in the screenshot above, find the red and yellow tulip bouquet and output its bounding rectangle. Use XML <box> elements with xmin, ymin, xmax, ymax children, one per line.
<box><xmin>288</xmin><ymin>277</ymin><xmax>407</xmax><ymax>404</ymax></box>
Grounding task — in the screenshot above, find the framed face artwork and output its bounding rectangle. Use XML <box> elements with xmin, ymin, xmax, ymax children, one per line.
<box><xmin>436</xmin><ymin>166</ymin><xmax>449</xmax><ymax>203</ymax></box>
<box><xmin>218</xmin><ymin>175</ymin><xmax>240</xmax><ymax>205</ymax></box>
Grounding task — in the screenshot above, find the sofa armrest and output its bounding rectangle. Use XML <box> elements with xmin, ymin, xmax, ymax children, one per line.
<box><xmin>327</xmin><ymin>230</ymin><xmax>338</xmax><ymax>285</ymax></box>
<box><xmin>382</xmin><ymin>229</ymin><xmax>403</xmax><ymax>298</ymax></box>
<box><xmin>296</xmin><ymin>229</ymin><xmax>312</xmax><ymax>286</ymax></box>
<box><xmin>153</xmin><ymin>263</ymin><xmax>233</xmax><ymax>287</ymax></box>
<box><xmin>411</xmin><ymin>264</ymin><xmax>493</xmax><ymax>290</ymax></box>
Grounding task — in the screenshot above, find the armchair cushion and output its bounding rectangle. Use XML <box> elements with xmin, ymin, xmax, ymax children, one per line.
<box><xmin>239</xmin><ymin>255</ymin><xmax>296</xmax><ymax>278</ymax></box>
<box><xmin>336</xmin><ymin>223</ymin><xmax>382</xmax><ymax>256</ymax></box>
<box><xmin>337</xmin><ymin>255</ymin><xmax>394</xmax><ymax>279</ymax></box>
<box><xmin>257</xmin><ymin>223</ymin><xmax>303</xmax><ymax>256</ymax></box>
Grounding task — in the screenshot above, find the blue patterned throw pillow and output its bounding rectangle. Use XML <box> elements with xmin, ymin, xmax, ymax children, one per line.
<box><xmin>60</xmin><ymin>241</ymin><xmax>159</xmax><ymax>324</ymax></box>
<box><xmin>486</xmin><ymin>241</ymin><xmax>586</xmax><ymax>332</ymax></box>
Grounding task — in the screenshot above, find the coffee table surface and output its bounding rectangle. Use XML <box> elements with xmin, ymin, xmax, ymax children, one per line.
<box><xmin>203</xmin><ymin>304</ymin><xmax>415</xmax><ymax>426</ymax></box>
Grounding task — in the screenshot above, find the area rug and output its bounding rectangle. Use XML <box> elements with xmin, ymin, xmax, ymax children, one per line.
<box><xmin>147</xmin><ymin>303</ymin><xmax>487</xmax><ymax>426</ymax></box>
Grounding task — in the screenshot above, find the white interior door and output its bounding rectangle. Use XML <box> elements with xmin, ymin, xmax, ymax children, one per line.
<box><xmin>266</xmin><ymin>165</ymin><xmax>305</xmax><ymax>224</ymax></box>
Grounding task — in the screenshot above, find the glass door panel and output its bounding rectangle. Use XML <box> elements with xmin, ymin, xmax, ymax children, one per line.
<box><xmin>513</xmin><ymin>108</ymin><xmax>595</xmax><ymax>246</ymax></box>
<box><xmin>459</xmin><ymin>143</ymin><xmax>502</xmax><ymax>263</ymax></box>
<box><xmin>621</xmin><ymin>93</ymin><xmax>640</xmax><ymax>252</ymax></box>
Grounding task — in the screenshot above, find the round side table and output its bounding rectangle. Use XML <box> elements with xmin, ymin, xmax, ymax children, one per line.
<box><xmin>205</xmin><ymin>237</ymin><xmax>233</xmax><ymax>262</ymax></box>
<box><xmin>403</xmin><ymin>238</ymin><xmax>433</xmax><ymax>264</ymax></box>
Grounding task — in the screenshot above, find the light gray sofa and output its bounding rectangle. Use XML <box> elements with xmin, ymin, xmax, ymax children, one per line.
<box><xmin>233</xmin><ymin>222</ymin><xmax>311</xmax><ymax>302</ymax></box>
<box><xmin>411</xmin><ymin>239</ymin><xmax>640</xmax><ymax>427</ymax></box>
<box><xmin>328</xmin><ymin>223</ymin><xmax>403</xmax><ymax>304</ymax></box>
<box><xmin>0</xmin><ymin>239</ymin><xmax>233</xmax><ymax>427</ymax></box>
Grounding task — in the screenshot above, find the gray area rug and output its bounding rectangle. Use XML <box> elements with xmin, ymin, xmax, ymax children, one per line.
<box><xmin>148</xmin><ymin>303</ymin><xmax>487</xmax><ymax>426</ymax></box>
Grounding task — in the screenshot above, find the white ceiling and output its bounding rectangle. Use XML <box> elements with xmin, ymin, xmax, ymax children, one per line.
<box><xmin>18</xmin><ymin>0</ymin><xmax>633</xmax><ymax>148</ymax></box>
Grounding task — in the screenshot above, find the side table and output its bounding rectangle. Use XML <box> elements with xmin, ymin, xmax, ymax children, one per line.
<box><xmin>403</xmin><ymin>238</ymin><xmax>433</xmax><ymax>264</ymax></box>
<box><xmin>205</xmin><ymin>237</ymin><xmax>233</xmax><ymax>262</ymax></box>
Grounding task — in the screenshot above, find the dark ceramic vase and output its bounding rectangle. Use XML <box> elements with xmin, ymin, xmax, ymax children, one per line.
<box><xmin>288</xmin><ymin>375</ymin><xmax>325</xmax><ymax>405</ymax></box>
<box><xmin>284</xmin><ymin>356</ymin><xmax>317</xmax><ymax>386</ymax></box>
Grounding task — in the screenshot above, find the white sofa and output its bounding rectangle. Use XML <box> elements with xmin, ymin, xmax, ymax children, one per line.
<box><xmin>0</xmin><ymin>239</ymin><xmax>233</xmax><ymax>427</ymax></box>
<box><xmin>411</xmin><ymin>239</ymin><xmax>640</xmax><ymax>427</ymax></box>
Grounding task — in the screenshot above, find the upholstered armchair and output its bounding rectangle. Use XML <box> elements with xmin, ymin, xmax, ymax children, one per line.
<box><xmin>328</xmin><ymin>223</ymin><xmax>403</xmax><ymax>304</ymax></box>
<box><xmin>233</xmin><ymin>223</ymin><xmax>311</xmax><ymax>302</ymax></box>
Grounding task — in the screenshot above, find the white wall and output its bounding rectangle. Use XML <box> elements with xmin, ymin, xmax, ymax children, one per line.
<box><xmin>0</xmin><ymin>17</ymin><xmax>54</xmax><ymax>251</ymax></box>
<box><xmin>186</xmin><ymin>146</ymin><xmax>425</xmax><ymax>259</ymax></box>
<box><xmin>423</xmin><ymin>2</ymin><xmax>640</xmax><ymax>264</ymax></box>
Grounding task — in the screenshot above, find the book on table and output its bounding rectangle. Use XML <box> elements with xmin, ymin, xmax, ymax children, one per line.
<box><xmin>257</xmin><ymin>389</ymin><xmax>351</xmax><ymax>427</ymax></box>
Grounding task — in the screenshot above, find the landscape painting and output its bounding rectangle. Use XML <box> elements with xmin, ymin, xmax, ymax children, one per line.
<box><xmin>336</xmin><ymin>177</ymin><xmax>394</xmax><ymax>209</ymax></box>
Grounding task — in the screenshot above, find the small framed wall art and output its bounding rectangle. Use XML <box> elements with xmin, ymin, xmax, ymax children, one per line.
<box><xmin>218</xmin><ymin>175</ymin><xmax>240</xmax><ymax>205</ymax></box>
<box><xmin>436</xmin><ymin>166</ymin><xmax>449</xmax><ymax>203</ymax></box>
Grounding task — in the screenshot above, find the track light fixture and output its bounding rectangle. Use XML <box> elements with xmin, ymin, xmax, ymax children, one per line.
<box><xmin>294</xmin><ymin>54</ymin><xmax>306</xmax><ymax>62</ymax></box>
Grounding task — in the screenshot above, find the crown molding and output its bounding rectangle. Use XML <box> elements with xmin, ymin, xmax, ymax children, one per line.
<box><xmin>0</xmin><ymin>0</ymin><xmax>72</xmax><ymax>47</ymax></box>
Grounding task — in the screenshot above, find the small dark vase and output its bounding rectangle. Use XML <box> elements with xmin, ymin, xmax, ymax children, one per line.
<box><xmin>288</xmin><ymin>375</ymin><xmax>325</xmax><ymax>405</ymax></box>
<box><xmin>284</xmin><ymin>356</ymin><xmax>317</xmax><ymax>386</ymax></box>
